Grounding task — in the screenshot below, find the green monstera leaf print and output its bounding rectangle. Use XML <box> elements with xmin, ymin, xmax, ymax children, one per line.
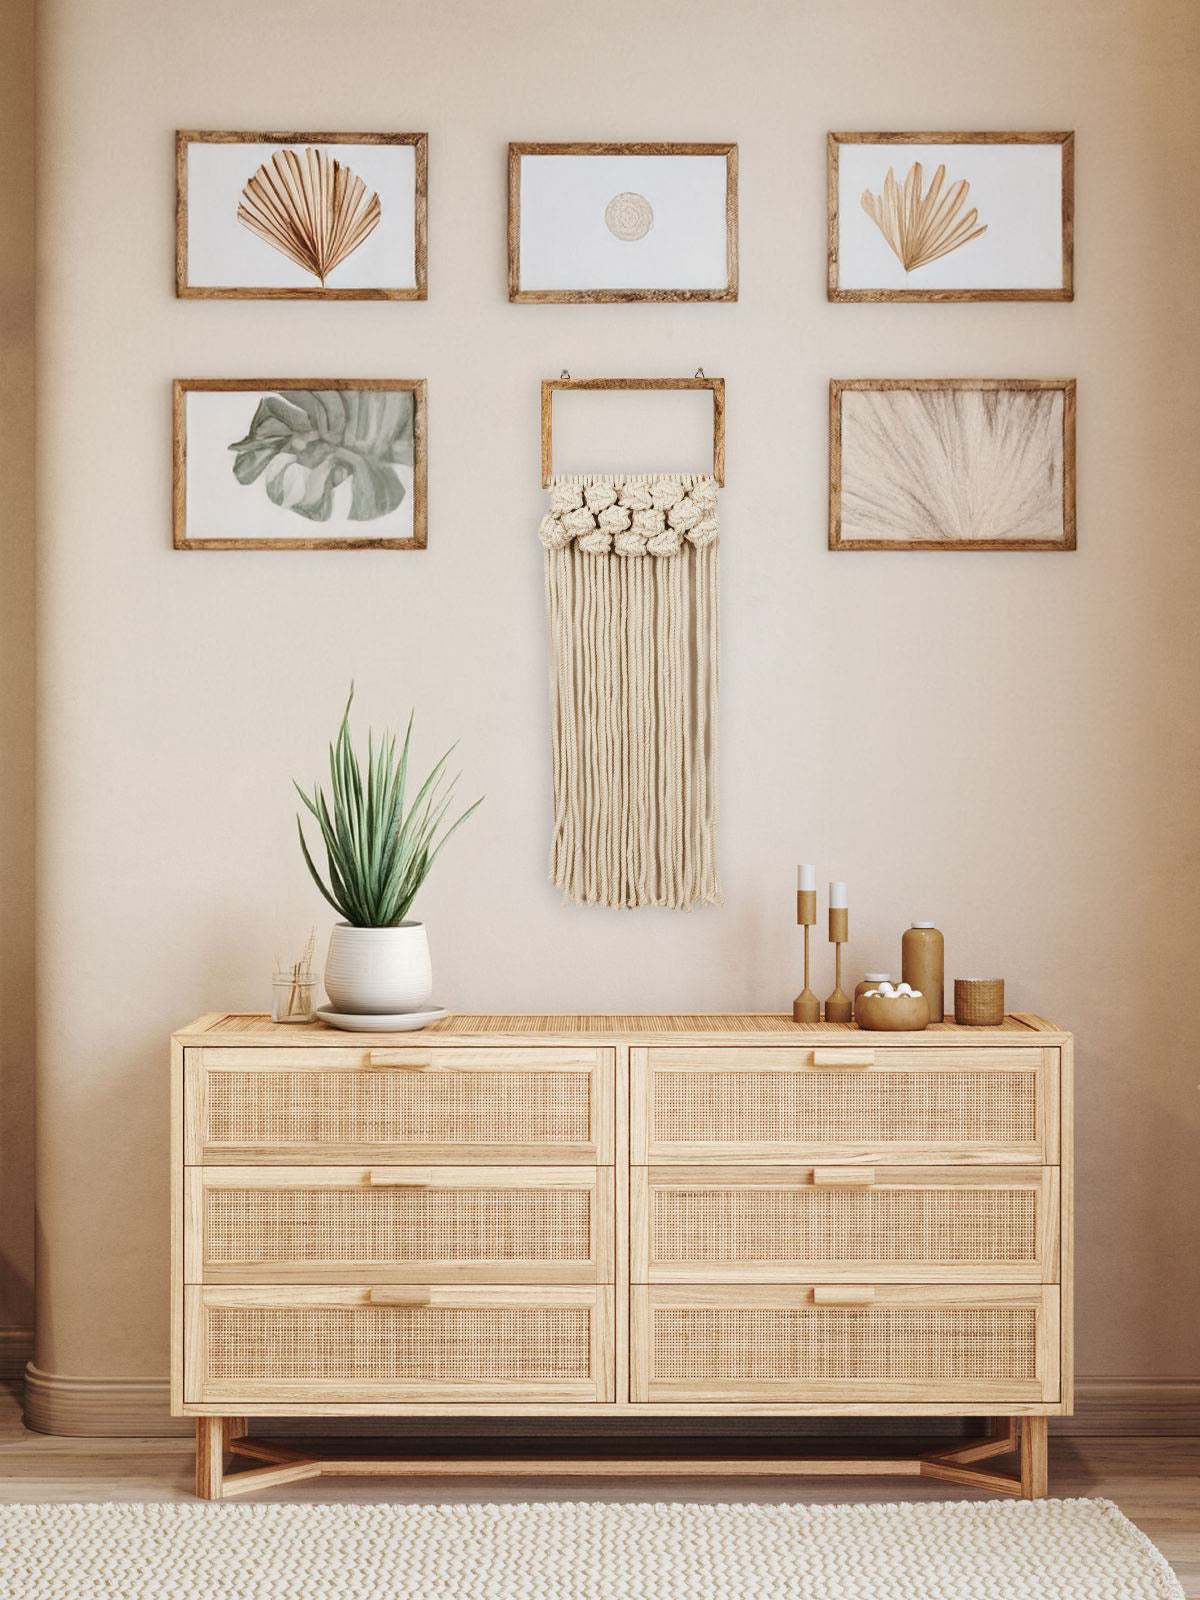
<box><xmin>229</xmin><ymin>389</ymin><xmax>415</xmax><ymax>523</ymax></box>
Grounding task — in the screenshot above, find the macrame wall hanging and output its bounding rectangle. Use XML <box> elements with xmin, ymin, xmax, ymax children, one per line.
<box><xmin>538</xmin><ymin>376</ymin><xmax>724</xmax><ymax>911</ymax></box>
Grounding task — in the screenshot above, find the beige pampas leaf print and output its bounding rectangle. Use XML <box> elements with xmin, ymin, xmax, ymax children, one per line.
<box><xmin>861</xmin><ymin>161</ymin><xmax>987</xmax><ymax>273</ymax></box>
<box><xmin>237</xmin><ymin>148</ymin><xmax>382</xmax><ymax>286</ymax></box>
<box><xmin>840</xmin><ymin>388</ymin><xmax>1064</xmax><ymax>544</ymax></box>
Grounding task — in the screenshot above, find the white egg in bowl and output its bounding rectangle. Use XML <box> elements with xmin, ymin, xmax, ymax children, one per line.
<box><xmin>855</xmin><ymin>986</ymin><xmax>931</xmax><ymax>1031</ymax></box>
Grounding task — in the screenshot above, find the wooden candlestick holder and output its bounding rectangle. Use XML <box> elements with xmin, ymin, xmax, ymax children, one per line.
<box><xmin>792</xmin><ymin>889</ymin><xmax>820</xmax><ymax>1022</ymax></box>
<box><xmin>825</xmin><ymin>905</ymin><xmax>852</xmax><ymax>1022</ymax></box>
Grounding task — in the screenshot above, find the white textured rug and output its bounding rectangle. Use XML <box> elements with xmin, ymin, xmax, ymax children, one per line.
<box><xmin>0</xmin><ymin>1497</ymin><xmax>1182</xmax><ymax>1599</ymax></box>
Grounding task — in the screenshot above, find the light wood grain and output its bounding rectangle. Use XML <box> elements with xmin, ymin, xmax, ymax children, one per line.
<box><xmin>194</xmin><ymin>1416</ymin><xmax>224</xmax><ymax>1499</ymax></box>
<box><xmin>171</xmin><ymin>1014</ymin><xmax>1071</xmax><ymax>1496</ymax></box>
<box><xmin>631</xmin><ymin>1044</ymin><xmax>1057</xmax><ymax>1165</ymax></box>
<box><xmin>172</xmin><ymin>378</ymin><xmax>427</xmax><ymax>551</ymax></box>
<box><xmin>631</xmin><ymin>1285</ymin><xmax>1060</xmax><ymax>1407</ymax></box>
<box><xmin>185</xmin><ymin>1285</ymin><xmax>614</xmax><ymax>1408</ymax></box>
<box><xmin>1021</xmin><ymin>1415</ymin><xmax>1050</xmax><ymax>1497</ymax></box>
<box><xmin>540</xmin><ymin>377</ymin><xmax>726</xmax><ymax>487</ymax></box>
<box><xmin>184</xmin><ymin>1044</ymin><xmax>615</xmax><ymax>1165</ymax></box>
<box><xmin>176</xmin><ymin>131</ymin><xmax>428</xmax><ymax>301</ymax></box>
<box><xmin>630</xmin><ymin>1164</ymin><xmax>1059</xmax><ymax>1283</ymax></box>
<box><xmin>508</xmin><ymin>143</ymin><xmax>737</xmax><ymax>303</ymax></box>
<box><xmin>183</xmin><ymin>1012</ymin><xmax>1066</xmax><ymax>1041</ymax></box>
<box><xmin>1060</xmin><ymin>1034</ymin><xmax>1075</xmax><ymax>1414</ymax></box>
<box><xmin>826</xmin><ymin>131</ymin><xmax>1074</xmax><ymax>302</ymax></box>
<box><xmin>186</xmin><ymin>1165</ymin><xmax>615</xmax><ymax>1285</ymax></box>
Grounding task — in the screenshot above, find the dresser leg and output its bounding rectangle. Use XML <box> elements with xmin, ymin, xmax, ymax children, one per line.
<box><xmin>195</xmin><ymin>1417</ymin><xmax>226</xmax><ymax>1500</ymax></box>
<box><xmin>1019</xmin><ymin>1417</ymin><xmax>1049</xmax><ymax>1498</ymax></box>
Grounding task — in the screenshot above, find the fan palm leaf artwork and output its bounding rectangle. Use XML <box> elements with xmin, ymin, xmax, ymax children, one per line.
<box><xmin>861</xmin><ymin>161</ymin><xmax>987</xmax><ymax>273</ymax></box>
<box><xmin>237</xmin><ymin>148</ymin><xmax>382</xmax><ymax>286</ymax></box>
<box><xmin>838</xmin><ymin>386</ymin><xmax>1067</xmax><ymax>546</ymax></box>
<box><xmin>229</xmin><ymin>389</ymin><xmax>414</xmax><ymax>522</ymax></box>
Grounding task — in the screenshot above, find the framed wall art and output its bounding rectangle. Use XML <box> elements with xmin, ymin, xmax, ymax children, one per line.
<box><xmin>176</xmin><ymin>131</ymin><xmax>427</xmax><ymax>299</ymax></box>
<box><xmin>508</xmin><ymin>142</ymin><xmax>738</xmax><ymax>303</ymax></box>
<box><xmin>829</xmin><ymin>378</ymin><xmax>1076</xmax><ymax>552</ymax></box>
<box><xmin>828</xmin><ymin>132</ymin><xmax>1074</xmax><ymax>302</ymax></box>
<box><xmin>173</xmin><ymin>379</ymin><xmax>426</xmax><ymax>550</ymax></box>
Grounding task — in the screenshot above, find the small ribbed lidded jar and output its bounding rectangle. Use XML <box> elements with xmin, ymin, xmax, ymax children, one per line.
<box><xmin>902</xmin><ymin>923</ymin><xmax>944</xmax><ymax>1024</ymax></box>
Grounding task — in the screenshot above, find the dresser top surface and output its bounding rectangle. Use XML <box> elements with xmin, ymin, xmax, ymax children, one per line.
<box><xmin>174</xmin><ymin>1011</ymin><xmax>1069</xmax><ymax>1045</ymax></box>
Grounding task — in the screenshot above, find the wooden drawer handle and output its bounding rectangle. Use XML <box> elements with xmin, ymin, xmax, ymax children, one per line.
<box><xmin>366</xmin><ymin>1288</ymin><xmax>432</xmax><ymax>1306</ymax></box>
<box><xmin>366</xmin><ymin>1172</ymin><xmax>430</xmax><ymax>1188</ymax></box>
<box><xmin>810</xmin><ymin>1050</ymin><xmax>875</xmax><ymax>1068</ymax></box>
<box><xmin>812</xmin><ymin>1286</ymin><xmax>876</xmax><ymax>1306</ymax></box>
<box><xmin>811</xmin><ymin>1167</ymin><xmax>876</xmax><ymax>1188</ymax></box>
<box><xmin>366</xmin><ymin>1050</ymin><xmax>433</xmax><ymax>1070</ymax></box>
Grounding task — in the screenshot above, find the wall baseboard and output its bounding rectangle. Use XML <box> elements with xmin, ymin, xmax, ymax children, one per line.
<box><xmin>0</xmin><ymin>1328</ymin><xmax>33</xmax><ymax>1381</ymax></box>
<box><xmin>18</xmin><ymin>1368</ymin><xmax>1200</xmax><ymax>1440</ymax></box>
<box><xmin>1064</xmin><ymin>1378</ymin><xmax>1200</xmax><ymax>1437</ymax></box>
<box><xmin>22</xmin><ymin>1365</ymin><xmax>191</xmax><ymax>1438</ymax></box>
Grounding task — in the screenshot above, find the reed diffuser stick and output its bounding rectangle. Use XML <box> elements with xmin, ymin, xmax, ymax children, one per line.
<box><xmin>286</xmin><ymin>927</ymin><xmax>316</xmax><ymax>1019</ymax></box>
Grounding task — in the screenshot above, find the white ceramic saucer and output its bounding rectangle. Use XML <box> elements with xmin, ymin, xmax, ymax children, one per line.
<box><xmin>315</xmin><ymin>1006</ymin><xmax>448</xmax><ymax>1033</ymax></box>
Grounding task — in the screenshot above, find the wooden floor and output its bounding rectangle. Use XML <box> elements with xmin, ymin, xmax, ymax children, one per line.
<box><xmin>1</xmin><ymin>1386</ymin><xmax>1196</xmax><ymax>1595</ymax></box>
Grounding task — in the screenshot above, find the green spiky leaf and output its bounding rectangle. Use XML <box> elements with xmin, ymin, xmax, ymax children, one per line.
<box><xmin>294</xmin><ymin>687</ymin><xmax>483</xmax><ymax>926</ymax></box>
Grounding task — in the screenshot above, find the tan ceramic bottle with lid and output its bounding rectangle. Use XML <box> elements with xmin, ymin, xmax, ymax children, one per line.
<box><xmin>902</xmin><ymin>923</ymin><xmax>944</xmax><ymax>1023</ymax></box>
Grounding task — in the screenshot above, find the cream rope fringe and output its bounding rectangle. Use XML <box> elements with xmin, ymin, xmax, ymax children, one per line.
<box><xmin>542</xmin><ymin>475</ymin><xmax>721</xmax><ymax>910</ymax></box>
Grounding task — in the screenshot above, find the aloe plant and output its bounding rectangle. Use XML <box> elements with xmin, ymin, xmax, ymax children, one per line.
<box><xmin>295</xmin><ymin>688</ymin><xmax>482</xmax><ymax>927</ymax></box>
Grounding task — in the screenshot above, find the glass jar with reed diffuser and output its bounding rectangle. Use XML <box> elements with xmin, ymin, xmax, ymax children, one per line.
<box><xmin>272</xmin><ymin>928</ymin><xmax>317</xmax><ymax>1023</ymax></box>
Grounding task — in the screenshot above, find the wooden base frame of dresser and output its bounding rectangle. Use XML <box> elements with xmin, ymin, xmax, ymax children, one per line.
<box><xmin>194</xmin><ymin>1415</ymin><xmax>1049</xmax><ymax>1501</ymax></box>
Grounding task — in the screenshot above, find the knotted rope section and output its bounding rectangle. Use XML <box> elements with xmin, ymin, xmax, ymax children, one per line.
<box><xmin>540</xmin><ymin>474</ymin><xmax>721</xmax><ymax>911</ymax></box>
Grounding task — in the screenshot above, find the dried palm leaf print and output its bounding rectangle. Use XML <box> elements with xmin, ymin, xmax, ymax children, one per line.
<box><xmin>237</xmin><ymin>148</ymin><xmax>382</xmax><ymax>285</ymax></box>
<box><xmin>861</xmin><ymin>162</ymin><xmax>987</xmax><ymax>273</ymax></box>
<box><xmin>840</xmin><ymin>388</ymin><xmax>1064</xmax><ymax>544</ymax></box>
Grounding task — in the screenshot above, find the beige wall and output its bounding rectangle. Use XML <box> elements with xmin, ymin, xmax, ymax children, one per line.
<box><xmin>35</xmin><ymin>0</ymin><xmax>1200</xmax><ymax>1389</ymax></box>
<box><xmin>1</xmin><ymin>0</ymin><xmax>37</xmax><ymax>1352</ymax></box>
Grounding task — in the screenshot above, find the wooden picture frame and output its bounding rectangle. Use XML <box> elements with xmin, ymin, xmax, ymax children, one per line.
<box><xmin>828</xmin><ymin>132</ymin><xmax>1074</xmax><ymax>302</ymax></box>
<box><xmin>829</xmin><ymin>378</ymin><xmax>1076</xmax><ymax>552</ymax></box>
<box><xmin>176</xmin><ymin>131</ymin><xmax>428</xmax><ymax>300</ymax></box>
<box><xmin>540</xmin><ymin>377</ymin><xmax>726</xmax><ymax>486</ymax></box>
<box><xmin>173</xmin><ymin>379</ymin><xmax>427</xmax><ymax>551</ymax></box>
<box><xmin>509</xmin><ymin>143</ymin><xmax>738</xmax><ymax>303</ymax></box>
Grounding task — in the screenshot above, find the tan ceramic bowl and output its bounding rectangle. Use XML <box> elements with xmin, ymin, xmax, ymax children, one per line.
<box><xmin>855</xmin><ymin>991</ymin><xmax>931</xmax><ymax>1032</ymax></box>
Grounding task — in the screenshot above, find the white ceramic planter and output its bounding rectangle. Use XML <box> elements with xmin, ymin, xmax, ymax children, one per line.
<box><xmin>323</xmin><ymin>923</ymin><xmax>433</xmax><ymax>1015</ymax></box>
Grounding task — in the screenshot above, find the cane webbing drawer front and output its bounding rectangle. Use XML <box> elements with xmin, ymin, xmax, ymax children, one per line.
<box><xmin>172</xmin><ymin>1015</ymin><xmax>1072</xmax><ymax>1421</ymax></box>
<box><xmin>631</xmin><ymin>1286</ymin><xmax>1059</xmax><ymax>1404</ymax></box>
<box><xmin>631</xmin><ymin>1166</ymin><xmax>1058</xmax><ymax>1283</ymax></box>
<box><xmin>186</xmin><ymin>1286</ymin><xmax>614</xmax><ymax>1404</ymax></box>
<box><xmin>186</xmin><ymin>1047</ymin><xmax>614</xmax><ymax>1164</ymax></box>
<box><xmin>188</xmin><ymin>1167</ymin><xmax>614</xmax><ymax>1285</ymax></box>
<box><xmin>633</xmin><ymin>1047</ymin><xmax>1057</xmax><ymax>1163</ymax></box>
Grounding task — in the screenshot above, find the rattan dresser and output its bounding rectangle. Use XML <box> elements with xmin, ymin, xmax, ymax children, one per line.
<box><xmin>171</xmin><ymin>1011</ymin><xmax>1072</xmax><ymax>1499</ymax></box>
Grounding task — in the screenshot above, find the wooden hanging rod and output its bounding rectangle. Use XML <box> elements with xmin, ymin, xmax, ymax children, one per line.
<box><xmin>540</xmin><ymin>377</ymin><xmax>726</xmax><ymax>488</ymax></box>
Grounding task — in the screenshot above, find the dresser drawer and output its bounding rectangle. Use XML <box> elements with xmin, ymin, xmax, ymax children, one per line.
<box><xmin>185</xmin><ymin>1285</ymin><xmax>614</xmax><ymax>1405</ymax></box>
<box><xmin>631</xmin><ymin>1165</ymin><xmax>1058</xmax><ymax>1283</ymax></box>
<box><xmin>186</xmin><ymin>1166</ymin><xmax>614</xmax><ymax>1285</ymax></box>
<box><xmin>631</xmin><ymin>1284</ymin><xmax>1059</xmax><ymax>1405</ymax></box>
<box><xmin>185</xmin><ymin>1047</ymin><xmax>614</xmax><ymax>1164</ymax></box>
<box><xmin>632</xmin><ymin>1047</ymin><xmax>1057</xmax><ymax>1163</ymax></box>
